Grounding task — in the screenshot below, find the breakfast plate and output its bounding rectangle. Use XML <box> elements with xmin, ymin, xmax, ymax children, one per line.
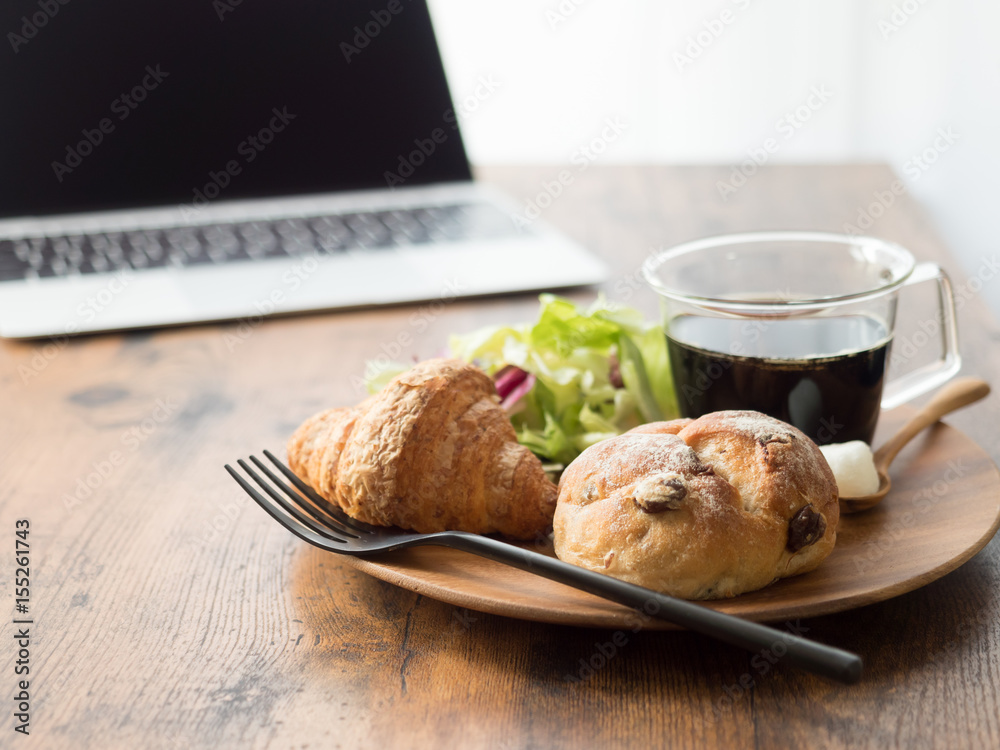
<box><xmin>342</xmin><ymin>408</ymin><xmax>1000</xmax><ymax>629</ymax></box>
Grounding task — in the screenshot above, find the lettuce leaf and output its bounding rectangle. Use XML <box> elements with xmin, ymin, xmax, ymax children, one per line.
<box><xmin>362</xmin><ymin>294</ymin><xmax>678</xmax><ymax>466</ymax></box>
<box><xmin>446</xmin><ymin>294</ymin><xmax>678</xmax><ymax>466</ymax></box>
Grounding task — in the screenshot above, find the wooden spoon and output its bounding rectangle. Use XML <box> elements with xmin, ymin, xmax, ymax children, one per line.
<box><xmin>840</xmin><ymin>377</ymin><xmax>991</xmax><ymax>513</ymax></box>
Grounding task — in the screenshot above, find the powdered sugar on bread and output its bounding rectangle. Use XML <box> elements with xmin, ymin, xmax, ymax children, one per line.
<box><xmin>553</xmin><ymin>410</ymin><xmax>839</xmax><ymax>600</ymax></box>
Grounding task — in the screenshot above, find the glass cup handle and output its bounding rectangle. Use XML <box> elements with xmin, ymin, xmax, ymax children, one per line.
<box><xmin>881</xmin><ymin>262</ymin><xmax>961</xmax><ymax>410</ymax></box>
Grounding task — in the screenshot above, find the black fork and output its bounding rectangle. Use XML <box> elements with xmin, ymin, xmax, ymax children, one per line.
<box><xmin>225</xmin><ymin>450</ymin><xmax>863</xmax><ymax>684</ymax></box>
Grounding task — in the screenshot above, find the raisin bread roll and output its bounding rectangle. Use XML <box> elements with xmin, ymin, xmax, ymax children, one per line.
<box><xmin>552</xmin><ymin>411</ymin><xmax>838</xmax><ymax>599</ymax></box>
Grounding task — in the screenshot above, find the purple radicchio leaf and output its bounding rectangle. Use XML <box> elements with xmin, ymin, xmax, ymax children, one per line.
<box><xmin>608</xmin><ymin>352</ymin><xmax>624</xmax><ymax>389</ymax></box>
<box><xmin>493</xmin><ymin>365</ymin><xmax>535</xmax><ymax>411</ymax></box>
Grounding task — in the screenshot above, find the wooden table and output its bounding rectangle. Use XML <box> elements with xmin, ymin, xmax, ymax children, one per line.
<box><xmin>2</xmin><ymin>165</ymin><xmax>999</xmax><ymax>749</ymax></box>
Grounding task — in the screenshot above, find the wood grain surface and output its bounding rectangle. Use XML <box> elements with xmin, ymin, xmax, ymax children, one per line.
<box><xmin>2</xmin><ymin>165</ymin><xmax>1000</xmax><ymax>750</ymax></box>
<box><xmin>342</xmin><ymin>408</ymin><xmax>1000</xmax><ymax>628</ymax></box>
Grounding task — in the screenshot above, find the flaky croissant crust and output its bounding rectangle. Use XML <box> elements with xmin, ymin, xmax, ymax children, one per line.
<box><xmin>287</xmin><ymin>358</ymin><xmax>557</xmax><ymax>539</ymax></box>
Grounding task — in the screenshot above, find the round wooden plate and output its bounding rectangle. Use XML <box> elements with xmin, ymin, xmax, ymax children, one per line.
<box><xmin>343</xmin><ymin>410</ymin><xmax>1000</xmax><ymax>629</ymax></box>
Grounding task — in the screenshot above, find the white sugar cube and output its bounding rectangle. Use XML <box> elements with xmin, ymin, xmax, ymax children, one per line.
<box><xmin>819</xmin><ymin>440</ymin><xmax>880</xmax><ymax>497</ymax></box>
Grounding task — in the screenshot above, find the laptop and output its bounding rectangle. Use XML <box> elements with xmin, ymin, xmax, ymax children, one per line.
<box><xmin>0</xmin><ymin>0</ymin><xmax>607</xmax><ymax>339</ymax></box>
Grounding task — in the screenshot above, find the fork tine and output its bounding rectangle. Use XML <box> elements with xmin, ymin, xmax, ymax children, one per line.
<box><xmin>224</xmin><ymin>464</ymin><xmax>348</xmax><ymax>550</ymax></box>
<box><xmin>262</xmin><ymin>449</ymin><xmax>376</xmax><ymax>534</ymax></box>
<box><xmin>235</xmin><ymin>458</ymin><xmax>358</xmax><ymax>540</ymax></box>
<box><xmin>248</xmin><ymin>454</ymin><xmax>363</xmax><ymax>539</ymax></box>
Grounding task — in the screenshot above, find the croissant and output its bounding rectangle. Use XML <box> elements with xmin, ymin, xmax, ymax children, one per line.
<box><xmin>287</xmin><ymin>358</ymin><xmax>557</xmax><ymax>539</ymax></box>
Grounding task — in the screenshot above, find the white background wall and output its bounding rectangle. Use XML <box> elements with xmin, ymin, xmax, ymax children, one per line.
<box><xmin>428</xmin><ymin>0</ymin><xmax>1000</xmax><ymax>317</ymax></box>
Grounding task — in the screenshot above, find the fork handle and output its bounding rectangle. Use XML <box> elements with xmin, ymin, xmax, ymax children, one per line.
<box><xmin>435</xmin><ymin>532</ymin><xmax>862</xmax><ymax>684</ymax></box>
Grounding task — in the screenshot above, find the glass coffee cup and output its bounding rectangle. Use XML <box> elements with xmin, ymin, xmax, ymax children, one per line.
<box><xmin>641</xmin><ymin>231</ymin><xmax>960</xmax><ymax>445</ymax></box>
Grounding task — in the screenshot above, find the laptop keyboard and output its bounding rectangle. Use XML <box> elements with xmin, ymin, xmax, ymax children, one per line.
<box><xmin>0</xmin><ymin>202</ymin><xmax>518</xmax><ymax>282</ymax></box>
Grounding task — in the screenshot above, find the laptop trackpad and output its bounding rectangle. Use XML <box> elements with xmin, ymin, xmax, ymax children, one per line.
<box><xmin>173</xmin><ymin>250</ymin><xmax>436</xmax><ymax>315</ymax></box>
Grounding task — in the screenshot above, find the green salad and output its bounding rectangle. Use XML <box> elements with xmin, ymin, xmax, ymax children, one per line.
<box><xmin>366</xmin><ymin>294</ymin><xmax>678</xmax><ymax>467</ymax></box>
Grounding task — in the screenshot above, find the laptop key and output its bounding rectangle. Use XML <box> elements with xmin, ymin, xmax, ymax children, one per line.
<box><xmin>145</xmin><ymin>240</ymin><xmax>165</xmax><ymax>261</ymax></box>
<box><xmin>316</xmin><ymin>236</ymin><xmax>346</xmax><ymax>253</ymax></box>
<box><xmin>343</xmin><ymin>213</ymin><xmax>379</xmax><ymax>234</ymax></box>
<box><xmin>104</xmin><ymin>246</ymin><xmax>127</xmax><ymax>269</ymax></box>
<box><xmin>202</xmin><ymin>224</ymin><xmax>236</xmax><ymax>243</ymax></box>
<box><xmin>205</xmin><ymin>246</ymin><xmax>228</xmax><ymax>264</ymax></box>
<box><xmin>38</xmin><ymin>241</ymin><xmax>58</xmax><ymax>264</ymax></box>
<box><xmin>218</xmin><ymin>244</ymin><xmax>253</xmax><ymax>262</ymax></box>
<box><xmin>165</xmin><ymin>228</ymin><xmax>200</xmax><ymax>253</ymax></box>
<box><xmin>274</xmin><ymin>218</ymin><xmax>309</xmax><ymax>233</ymax></box>
<box><xmin>431</xmin><ymin>221</ymin><xmax>468</xmax><ymax>240</ymax></box>
<box><xmin>311</xmin><ymin>223</ymin><xmax>351</xmax><ymax>251</ymax></box>
<box><xmin>411</xmin><ymin>207</ymin><xmax>440</xmax><ymax>225</ymax></box>
<box><xmin>252</xmin><ymin>239</ymin><xmax>286</xmax><ymax>257</ymax></box>
<box><xmin>130</xmin><ymin>230</ymin><xmax>165</xmax><ymax>259</ymax></box>
<box><xmin>394</xmin><ymin>223</ymin><xmax>430</xmax><ymax>244</ymax></box>
<box><xmin>1</xmin><ymin>239</ymin><xmax>26</xmax><ymax>260</ymax></box>
<box><xmin>200</xmin><ymin>226</ymin><xmax>255</xmax><ymax>261</ymax></box>
<box><xmin>90</xmin><ymin>254</ymin><xmax>111</xmax><ymax>273</ymax></box>
<box><xmin>66</xmin><ymin>247</ymin><xmax>85</xmax><ymax>267</ymax></box>
<box><xmin>309</xmin><ymin>215</ymin><xmax>349</xmax><ymax>233</ymax></box>
<box><xmin>89</xmin><ymin>234</ymin><xmax>111</xmax><ymax>254</ymax></box>
<box><xmin>182</xmin><ymin>250</ymin><xmax>215</xmax><ymax>266</ymax></box>
<box><xmin>237</xmin><ymin>221</ymin><xmax>274</xmax><ymax>238</ymax></box>
<box><xmin>7</xmin><ymin>200</ymin><xmax>525</xmax><ymax>284</ymax></box>
<box><xmin>52</xmin><ymin>236</ymin><xmax>73</xmax><ymax>256</ymax></box>
<box><xmin>138</xmin><ymin>252</ymin><xmax>170</xmax><ymax>269</ymax></box>
<box><xmin>0</xmin><ymin>252</ymin><xmax>30</xmax><ymax>281</ymax></box>
<box><xmin>244</xmin><ymin>242</ymin><xmax>271</xmax><ymax>260</ymax></box>
<box><xmin>353</xmin><ymin>231</ymin><xmax>396</xmax><ymax>250</ymax></box>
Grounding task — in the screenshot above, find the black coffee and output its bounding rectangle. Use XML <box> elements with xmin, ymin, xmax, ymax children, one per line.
<box><xmin>666</xmin><ymin>315</ymin><xmax>891</xmax><ymax>445</ymax></box>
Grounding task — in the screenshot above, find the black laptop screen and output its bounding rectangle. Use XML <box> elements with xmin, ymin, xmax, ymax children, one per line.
<box><xmin>0</xmin><ymin>0</ymin><xmax>472</xmax><ymax>219</ymax></box>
